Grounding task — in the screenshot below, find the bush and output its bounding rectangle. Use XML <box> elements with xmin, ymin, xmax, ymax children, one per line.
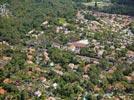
<box><xmin>130</xmin><ymin>22</ymin><xmax>134</xmax><ymax>33</ymax></box>
<box><xmin>6</xmin><ymin>51</ymin><xmax>26</xmax><ymax>72</ymax></box>
<box><xmin>80</xmin><ymin>47</ymin><xmax>97</xmax><ymax>57</ymax></box>
<box><xmin>127</xmin><ymin>43</ymin><xmax>134</xmax><ymax>51</ymax></box>
<box><xmin>116</xmin><ymin>48</ymin><xmax>127</xmax><ymax>58</ymax></box>
<box><xmin>48</xmin><ymin>48</ymin><xmax>75</xmax><ymax>64</ymax></box>
<box><xmin>84</xmin><ymin>13</ymin><xmax>96</xmax><ymax>21</ymax></box>
<box><xmin>0</xmin><ymin>0</ymin><xmax>75</xmax><ymax>44</ymax></box>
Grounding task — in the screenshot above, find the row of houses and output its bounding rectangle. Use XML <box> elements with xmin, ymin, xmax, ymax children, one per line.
<box><xmin>67</xmin><ymin>39</ymin><xmax>89</xmax><ymax>52</ymax></box>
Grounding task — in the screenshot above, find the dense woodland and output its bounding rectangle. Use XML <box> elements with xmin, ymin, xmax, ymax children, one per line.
<box><xmin>0</xmin><ymin>0</ymin><xmax>134</xmax><ymax>44</ymax></box>
<box><xmin>0</xmin><ymin>0</ymin><xmax>75</xmax><ymax>44</ymax></box>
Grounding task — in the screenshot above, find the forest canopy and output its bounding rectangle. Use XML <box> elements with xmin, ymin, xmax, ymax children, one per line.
<box><xmin>0</xmin><ymin>0</ymin><xmax>75</xmax><ymax>44</ymax></box>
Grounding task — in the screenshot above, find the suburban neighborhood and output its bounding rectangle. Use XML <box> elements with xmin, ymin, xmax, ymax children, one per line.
<box><xmin>0</xmin><ymin>0</ymin><xmax>134</xmax><ymax>100</ymax></box>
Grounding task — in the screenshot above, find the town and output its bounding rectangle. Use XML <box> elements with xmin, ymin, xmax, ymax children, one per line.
<box><xmin>0</xmin><ymin>0</ymin><xmax>134</xmax><ymax>100</ymax></box>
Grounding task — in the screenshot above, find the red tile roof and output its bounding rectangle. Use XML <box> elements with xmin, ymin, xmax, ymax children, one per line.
<box><xmin>68</xmin><ymin>42</ymin><xmax>87</xmax><ymax>48</ymax></box>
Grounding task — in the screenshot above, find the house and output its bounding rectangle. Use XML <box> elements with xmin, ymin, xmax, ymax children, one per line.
<box><xmin>113</xmin><ymin>82</ymin><xmax>125</xmax><ymax>91</ymax></box>
<box><xmin>68</xmin><ymin>42</ymin><xmax>87</xmax><ymax>52</ymax></box>
<box><xmin>97</xmin><ymin>49</ymin><xmax>105</xmax><ymax>57</ymax></box>
<box><xmin>103</xmin><ymin>93</ymin><xmax>113</xmax><ymax>99</ymax></box>
<box><xmin>106</xmin><ymin>85</ymin><xmax>114</xmax><ymax>93</ymax></box>
<box><xmin>130</xmin><ymin>72</ymin><xmax>134</xmax><ymax>78</ymax></box>
<box><xmin>52</xmin><ymin>42</ymin><xmax>61</xmax><ymax>49</ymax></box>
<box><xmin>53</xmin><ymin>65</ymin><xmax>63</xmax><ymax>76</ymax></box>
<box><xmin>78</xmin><ymin>39</ymin><xmax>89</xmax><ymax>45</ymax></box>
<box><xmin>99</xmin><ymin>73</ymin><xmax>105</xmax><ymax>79</ymax></box>
<box><xmin>43</xmin><ymin>51</ymin><xmax>50</xmax><ymax>62</ymax></box>
<box><xmin>34</xmin><ymin>90</ymin><xmax>42</xmax><ymax>97</ymax></box>
<box><xmin>49</xmin><ymin>62</ymin><xmax>54</xmax><ymax>67</ymax></box>
<box><xmin>31</xmin><ymin>34</ymin><xmax>38</xmax><ymax>39</ymax></box>
<box><xmin>27</xmin><ymin>47</ymin><xmax>35</xmax><ymax>55</ymax></box>
<box><xmin>47</xmin><ymin>97</ymin><xmax>56</xmax><ymax>100</ymax></box>
<box><xmin>83</xmin><ymin>74</ymin><xmax>89</xmax><ymax>79</ymax></box>
<box><xmin>28</xmin><ymin>29</ymin><xmax>35</xmax><ymax>35</ymax></box>
<box><xmin>26</xmin><ymin>60</ymin><xmax>34</xmax><ymax>64</ymax></box>
<box><xmin>94</xmin><ymin>85</ymin><xmax>101</xmax><ymax>92</ymax></box>
<box><xmin>64</xmin><ymin>28</ymin><xmax>70</xmax><ymax>34</ymax></box>
<box><xmin>56</xmin><ymin>26</ymin><xmax>70</xmax><ymax>34</ymax></box>
<box><xmin>55</xmin><ymin>64</ymin><xmax>62</xmax><ymax>70</ymax></box>
<box><xmin>67</xmin><ymin>39</ymin><xmax>89</xmax><ymax>52</ymax></box>
<box><xmin>27</xmin><ymin>29</ymin><xmax>43</xmax><ymax>39</ymax></box>
<box><xmin>40</xmin><ymin>77</ymin><xmax>47</xmax><ymax>83</ymax></box>
<box><xmin>0</xmin><ymin>41</ymin><xmax>9</xmax><ymax>46</ymax></box>
<box><xmin>107</xmin><ymin>66</ymin><xmax>117</xmax><ymax>74</ymax></box>
<box><xmin>92</xmin><ymin>59</ymin><xmax>99</xmax><ymax>64</ymax></box>
<box><xmin>53</xmin><ymin>83</ymin><xmax>58</xmax><ymax>89</ymax></box>
<box><xmin>0</xmin><ymin>56</ymin><xmax>12</xmax><ymax>68</ymax></box>
<box><xmin>3</xmin><ymin>78</ymin><xmax>12</xmax><ymax>84</ymax></box>
<box><xmin>41</xmin><ymin>21</ymin><xmax>48</xmax><ymax>26</ymax></box>
<box><xmin>68</xmin><ymin>44</ymin><xmax>76</xmax><ymax>52</ymax></box>
<box><xmin>0</xmin><ymin>87</ymin><xmax>7</xmax><ymax>95</ymax></box>
<box><xmin>27</xmin><ymin>54</ymin><xmax>33</xmax><ymax>61</ymax></box>
<box><xmin>127</xmin><ymin>50</ymin><xmax>134</xmax><ymax>58</ymax></box>
<box><xmin>53</xmin><ymin>69</ymin><xmax>63</xmax><ymax>76</ymax></box>
<box><xmin>68</xmin><ymin>63</ymin><xmax>78</xmax><ymax>70</ymax></box>
<box><xmin>124</xmin><ymin>76</ymin><xmax>133</xmax><ymax>83</ymax></box>
<box><xmin>112</xmin><ymin>96</ymin><xmax>120</xmax><ymax>100</ymax></box>
<box><xmin>56</xmin><ymin>26</ymin><xmax>61</xmax><ymax>33</ymax></box>
<box><xmin>126</xmin><ymin>50</ymin><xmax>134</xmax><ymax>64</ymax></box>
<box><xmin>76</xmin><ymin>11</ymin><xmax>84</xmax><ymax>20</ymax></box>
<box><xmin>68</xmin><ymin>63</ymin><xmax>75</xmax><ymax>69</ymax></box>
<box><xmin>83</xmin><ymin>64</ymin><xmax>91</xmax><ymax>74</ymax></box>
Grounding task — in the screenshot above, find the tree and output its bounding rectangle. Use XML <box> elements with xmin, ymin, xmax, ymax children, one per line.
<box><xmin>80</xmin><ymin>47</ymin><xmax>89</xmax><ymax>56</ymax></box>
<box><xmin>63</xmin><ymin>72</ymin><xmax>80</xmax><ymax>83</ymax></box>
<box><xmin>130</xmin><ymin>22</ymin><xmax>134</xmax><ymax>34</ymax></box>
<box><xmin>0</xmin><ymin>16</ymin><xmax>21</xmax><ymax>44</ymax></box>
<box><xmin>6</xmin><ymin>51</ymin><xmax>26</xmax><ymax>73</ymax></box>
<box><xmin>0</xmin><ymin>0</ymin><xmax>75</xmax><ymax>44</ymax></box>
<box><xmin>109</xmin><ymin>70</ymin><xmax>124</xmax><ymax>83</ymax></box>
<box><xmin>111</xmin><ymin>0</ymin><xmax>134</xmax><ymax>5</ymax></box>
<box><xmin>99</xmin><ymin>59</ymin><xmax>111</xmax><ymax>70</ymax></box>
<box><xmin>48</xmin><ymin>48</ymin><xmax>75</xmax><ymax>64</ymax></box>
<box><xmin>2</xmin><ymin>47</ymin><xmax>13</xmax><ymax>57</ymax></box>
<box><xmin>95</xmin><ymin>1</ymin><xmax>98</xmax><ymax>8</ymax></box>
<box><xmin>116</xmin><ymin>48</ymin><xmax>127</xmax><ymax>58</ymax></box>
<box><xmin>84</xmin><ymin>13</ymin><xmax>96</xmax><ymax>21</ymax></box>
<box><xmin>87</xmin><ymin>65</ymin><xmax>101</xmax><ymax>85</ymax></box>
<box><xmin>127</xmin><ymin>43</ymin><xmax>134</xmax><ymax>51</ymax></box>
<box><xmin>80</xmin><ymin>48</ymin><xmax>96</xmax><ymax>57</ymax></box>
